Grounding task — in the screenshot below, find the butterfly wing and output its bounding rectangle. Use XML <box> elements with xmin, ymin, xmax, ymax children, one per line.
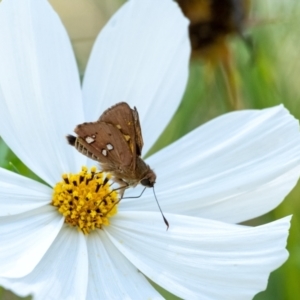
<box><xmin>132</xmin><ymin>106</ymin><xmax>144</xmax><ymax>156</ymax></box>
<box><xmin>74</xmin><ymin>121</ymin><xmax>133</xmax><ymax>169</ymax></box>
<box><xmin>99</xmin><ymin>102</ymin><xmax>144</xmax><ymax>167</ymax></box>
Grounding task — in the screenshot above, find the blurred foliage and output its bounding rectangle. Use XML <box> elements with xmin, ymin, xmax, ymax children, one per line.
<box><xmin>1</xmin><ymin>0</ymin><xmax>300</xmax><ymax>299</ymax></box>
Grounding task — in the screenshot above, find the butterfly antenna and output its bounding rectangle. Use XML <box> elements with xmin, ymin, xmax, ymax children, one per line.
<box><xmin>153</xmin><ymin>187</ymin><xmax>169</xmax><ymax>230</ymax></box>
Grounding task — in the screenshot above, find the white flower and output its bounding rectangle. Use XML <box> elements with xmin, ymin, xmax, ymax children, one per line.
<box><xmin>0</xmin><ymin>0</ymin><xmax>299</xmax><ymax>299</ymax></box>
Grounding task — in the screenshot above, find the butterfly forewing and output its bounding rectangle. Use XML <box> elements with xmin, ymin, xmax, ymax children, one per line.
<box><xmin>99</xmin><ymin>102</ymin><xmax>144</xmax><ymax>165</ymax></box>
<box><xmin>74</xmin><ymin>121</ymin><xmax>133</xmax><ymax>168</ymax></box>
<box><xmin>132</xmin><ymin>107</ymin><xmax>144</xmax><ymax>156</ymax></box>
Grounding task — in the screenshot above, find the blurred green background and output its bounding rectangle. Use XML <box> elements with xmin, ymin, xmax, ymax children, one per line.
<box><xmin>1</xmin><ymin>0</ymin><xmax>300</xmax><ymax>299</ymax></box>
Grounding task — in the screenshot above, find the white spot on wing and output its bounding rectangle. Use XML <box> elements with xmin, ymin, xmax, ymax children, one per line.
<box><xmin>102</xmin><ymin>149</ymin><xmax>107</xmax><ymax>156</ymax></box>
<box><xmin>85</xmin><ymin>136</ymin><xmax>95</xmax><ymax>144</ymax></box>
<box><xmin>107</xmin><ymin>143</ymin><xmax>114</xmax><ymax>150</ymax></box>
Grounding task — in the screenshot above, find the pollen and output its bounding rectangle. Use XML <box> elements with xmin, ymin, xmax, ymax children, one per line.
<box><xmin>51</xmin><ymin>166</ymin><xmax>119</xmax><ymax>234</ymax></box>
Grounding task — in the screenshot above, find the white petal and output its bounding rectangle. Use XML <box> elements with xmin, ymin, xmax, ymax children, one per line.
<box><xmin>0</xmin><ymin>226</ymin><xmax>88</xmax><ymax>300</ymax></box>
<box><xmin>83</xmin><ymin>0</ymin><xmax>190</xmax><ymax>154</ymax></box>
<box><xmin>122</xmin><ymin>105</ymin><xmax>300</xmax><ymax>223</ymax></box>
<box><xmin>0</xmin><ymin>167</ymin><xmax>51</xmax><ymax>216</ymax></box>
<box><xmin>0</xmin><ymin>205</ymin><xmax>63</xmax><ymax>278</ymax></box>
<box><xmin>0</xmin><ymin>0</ymin><xmax>85</xmax><ymax>187</ymax></box>
<box><xmin>86</xmin><ymin>230</ymin><xmax>163</xmax><ymax>300</ymax></box>
<box><xmin>106</xmin><ymin>212</ymin><xmax>291</xmax><ymax>300</ymax></box>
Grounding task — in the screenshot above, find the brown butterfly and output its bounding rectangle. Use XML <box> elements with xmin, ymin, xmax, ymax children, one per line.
<box><xmin>66</xmin><ymin>102</ymin><xmax>156</xmax><ymax>189</ymax></box>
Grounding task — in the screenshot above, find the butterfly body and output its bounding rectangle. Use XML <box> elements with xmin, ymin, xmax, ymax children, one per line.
<box><xmin>67</xmin><ymin>102</ymin><xmax>156</xmax><ymax>188</ymax></box>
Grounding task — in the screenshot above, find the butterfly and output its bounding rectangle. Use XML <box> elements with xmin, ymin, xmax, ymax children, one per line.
<box><xmin>67</xmin><ymin>102</ymin><xmax>156</xmax><ymax>189</ymax></box>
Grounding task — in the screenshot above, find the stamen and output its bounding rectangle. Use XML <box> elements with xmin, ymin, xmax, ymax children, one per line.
<box><xmin>95</xmin><ymin>183</ymin><xmax>101</xmax><ymax>193</ymax></box>
<box><xmin>52</xmin><ymin>166</ymin><xmax>120</xmax><ymax>234</ymax></box>
<box><xmin>62</xmin><ymin>174</ymin><xmax>69</xmax><ymax>184</ymax></box>
<box><xmin>103</xmin><ymin>176</ymin><xmax>109</xmax><ymax>186</ymax></box>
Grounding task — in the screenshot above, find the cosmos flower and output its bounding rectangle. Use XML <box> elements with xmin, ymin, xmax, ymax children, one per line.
<box><xmin>0</xmin><ymin>0</ymin><xmax>300</xmax><ymax>299</ymax></box>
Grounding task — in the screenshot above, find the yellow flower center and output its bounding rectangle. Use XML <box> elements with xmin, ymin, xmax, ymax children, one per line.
<box><xmin>51</xmin><ymin>166</ymin><xmax>120</xmax><ymax>234</ymax></box>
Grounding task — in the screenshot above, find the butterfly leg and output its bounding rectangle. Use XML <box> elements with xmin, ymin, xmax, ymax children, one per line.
<box><xmin>112</xmin><ymin>177</ymin><xmax>129</xmax><ymax>199</ymax></box>
<box><xmin>101</xmin><ymin>180</ymin><xmax>129</xmax><ymax>218</ymax></box>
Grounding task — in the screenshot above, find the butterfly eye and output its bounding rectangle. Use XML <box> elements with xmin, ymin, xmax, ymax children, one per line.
<box><xmin>140</xmin><ymin>178</ymin><xmax>153</xmax><ymax>187</ymax></box>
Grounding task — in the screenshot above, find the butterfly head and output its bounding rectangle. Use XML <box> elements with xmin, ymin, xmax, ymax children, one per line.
<box><xmin>140</xmin><ymin>169</ymin><xmax>156</xmax><ymax>188</ymax></box>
